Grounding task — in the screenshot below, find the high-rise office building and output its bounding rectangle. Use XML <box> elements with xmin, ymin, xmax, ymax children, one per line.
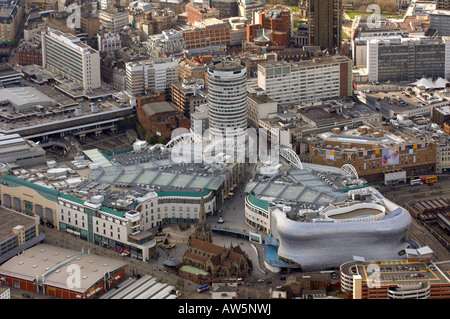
<box><xmin>307</xmin><ymin>0</ymin><xmax>342</xmax><ymax>49</ymax></box>
<box><xmin>42</xmin><ymin>29</ymin><xmax>101</xmax><ymax>92</ymax></box>
<box><xmin>207</xmin><ymin>60</ymin><xmax>248</xmax><ymax>141</ymax></box>
<box><xmin>430</xmin><ymin>10</ymin><xmax>450</xmax><ymax>36</ymax></box>
<box><xmin>367</xmin><ymin>37</ymin><xmax>450</xmax><ymax>83</ymax></box>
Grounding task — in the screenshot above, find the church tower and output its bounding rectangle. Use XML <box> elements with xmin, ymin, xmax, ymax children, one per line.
<box><xmin>194</xmin><ymin>190</ymin><xmax>212</xmax><ymax>243</ymax></box>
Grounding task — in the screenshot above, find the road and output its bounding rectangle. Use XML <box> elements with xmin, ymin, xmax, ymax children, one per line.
<box><xmin>377</xmin><ymin>175</ymin><xmax>450</xmax><ymax>207</ymax></box>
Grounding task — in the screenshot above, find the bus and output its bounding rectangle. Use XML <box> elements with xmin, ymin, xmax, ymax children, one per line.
<box><xmin>421</xmin><ymin>175</ymin><xmax>438</xmax><ymax>184</ymax></box>
<box><xmin>410</xmin><ymin>178</ymin><xmax>422</xmax><ymax>186</ymax></box>
<box><xmin>197</xmin><ymin>284</ymin><xmax>209</xmax><ymax>293</ymax></box>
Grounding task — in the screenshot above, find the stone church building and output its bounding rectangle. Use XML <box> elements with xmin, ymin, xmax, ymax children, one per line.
<box><xmin>181</xmin><ymin>191</ymin><xmax>251</xmax><ymax>278</ymax></box>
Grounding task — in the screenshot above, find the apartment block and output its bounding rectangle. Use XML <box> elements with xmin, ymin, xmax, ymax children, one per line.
<box><xmin>42</xmin><ymin>29</ymin><xmax>101</xmax><ymax>92</ymax></box>
<box><xmin>256</xmin><ymin>55</ymin><xmax>352</xmax><ymax>106</ymax></box>
<box><xmin>125</xmin><ymin>58</ymin><xmax>179</xmax><ymax>97</ymax></box>
<box><xmin>0</xmin><ymin>0</ymin><xmax>24</xmax><ymax>43</ymax></box>
<box><xmin>168</xmin><ymin>78</ymin><xmax>207</xmax><ymax>118</ymax></box>
<box><xmin>307</xmin><ymin>0</ymin><xmax>342</xmax><ymax>49</ymax></box>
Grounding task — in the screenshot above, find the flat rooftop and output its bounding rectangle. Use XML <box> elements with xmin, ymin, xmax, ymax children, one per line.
<box><xmin>0</xmin><ymin>243</ymin><xmax>128</xmax><ymax>292</ymax></box>
<box><xmin>0</xmin><ymin>207</ymin><xmax>37</xmax><ymax>242</ymax></box>
<box><xmin>342</xmin><ymin>260</ymin><xmax>450</xmax><ymax>286</ymax></box>
<box><xmin>0</xmin><ymin>72</ymin><xmax>128</xmax><ymax>135</ymax></box>
<box><xmin>364</xmin><ymin>90</ymin><xmax>444</xmax><ymax>112</ymax></box>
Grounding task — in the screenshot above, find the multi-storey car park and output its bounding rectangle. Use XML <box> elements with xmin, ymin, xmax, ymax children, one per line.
<box><xmin>0</xmin><ymin>66</ymin><xmax>132</xmax><ymax>142</ymax></box>
<box><xmin>340</xmin><ymin>254</ymin><xmax>450</xmax><ymax>299</ymax></box>
<box><xmin>244</xmin><ymin>160</ymin><xmax>413</xmax><ymax>272</ymax></box>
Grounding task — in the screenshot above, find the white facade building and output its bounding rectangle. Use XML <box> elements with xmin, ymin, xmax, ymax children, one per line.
<box><xmin>99</xmin><ymin>9</ymin><xmax>129</xmax><ymax>33</ymax></box>
<box><xmin>97</xmin><ymin>32</ymin><xmax>122</xmax><ymax>52</ymax></box>
<box><xmin>207</xmin><ymin>60</ymin><xmax>248</xmax><ymax>140</ymax></box>
<box><xmin>436</xmin><ymin>143</ymin><xmax>450</xmax><ymax>173</ymax></box>
<box><xmin>125</xmin><ymin>58</ymin><xmax>179</xmax><ymax>97</ymax></box>
<box><xmin>134</xmin><ymin>191</ymin><xmax>216</xmax><ymax>229</ymax></box>
<box><xmin>257</xmin><ymin>56</ymin><xmax>352</xmax><ymax>106</ymax></box>
<box><xmin>42</xmin><ymin>29</ymin><xmax>101</xmax><ymax>92</ymax></box>
<box><xmin>56</xmin><ymin>195</ymin><xmax>157</xmax><ymax>261</ymax></box>
<box><xmin>146</xmin><ymin>29</ymin><xmax>185</xmax><ymax>58</ymax></box>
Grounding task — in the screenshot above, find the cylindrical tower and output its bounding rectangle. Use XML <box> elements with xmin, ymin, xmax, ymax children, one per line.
<box><xmin>207</xmin><ymin>59</ymin><xmax>248</xmax><ymax>141</ymax></box>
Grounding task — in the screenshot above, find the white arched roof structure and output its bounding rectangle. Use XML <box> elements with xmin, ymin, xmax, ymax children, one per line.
<box><xmin>203</xmin><ymin>137</ymin><xmax>246</xmax><ymax>156</ymax></box>
<box><xmin>341</xmin><ymin>164</ymin><xmax>359</xmax><ymax>179</ymax></box>
<box><xmin>279</xmin><ymin>148</ymin><xmax>303</xmax><ymax>170</ymax></box>
<box><xmin>165</xmin><ymin>133</ymin><xmax>201</xmax><ymax>148</ymax></box>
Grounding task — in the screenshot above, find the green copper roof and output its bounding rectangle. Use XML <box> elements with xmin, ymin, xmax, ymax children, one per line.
<box><xmin>157</xmin><ymin>189</ymin><xmax>211</xmax><ymax>198</ymax></box>
<box><xmin>179</xmin><ymin>265</ymin><xmax>209</xmax><ymax>276</ymax></box>
<box><xmin>3</xmin><ymin>174</ymin><xmax>125</xmax><ymax>218</ymax></box>
<box><xmin>2</xmin><ymin>175</ymin><xmax>60</xmax><ymax>199</ymax></box>
<box><xmin>59</xmin><ymin>192</ymin><xmax>85</xmax><ymax>205</ymax></box>
<box><xmin>247</xmin><ymin>191</ymin><xmax>270</xmax><ymax>211</ymax></box>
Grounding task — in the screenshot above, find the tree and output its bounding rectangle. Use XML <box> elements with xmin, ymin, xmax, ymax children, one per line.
<box><xmin>137</xmin><ymin>125</ymin><xmax>146</xmax><ymax>140</ymax></box>
<box><xmin>118</xmin><ymin>116</ymin><xmax>136</xmax><ymax>129</ymax></box>
<box><xmin>157</xmin><ymin>136</ymin><xmax>168</xmax><ymax>144</ymax></box>
<box><xmin>146</xmin><ymin>133</ymin><xmax>157</xmax><ymax>144</ymax></box>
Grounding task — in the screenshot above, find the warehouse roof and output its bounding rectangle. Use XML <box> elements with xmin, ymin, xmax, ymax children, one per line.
<box><xmin>0</xmin><ymin>244</ymin><xmax>128</xmax><ymax>292</ymax></box>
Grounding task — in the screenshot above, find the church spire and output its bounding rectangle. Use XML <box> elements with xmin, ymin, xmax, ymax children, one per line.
<box><xmin>199</xmin><ymin>189</ymin><xmax>207</xmax><ymax>225</ymax></box>
<box><xmin>194</xmin><ymin>189</ymin><xmax>212</xmax><ymax>243</ymax></box>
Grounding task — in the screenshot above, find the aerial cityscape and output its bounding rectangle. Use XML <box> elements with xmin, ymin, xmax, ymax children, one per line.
<box><xmin>0</xmin><ymin>0</ymin><xmax>450</xmax><ymax>305</ymax></box>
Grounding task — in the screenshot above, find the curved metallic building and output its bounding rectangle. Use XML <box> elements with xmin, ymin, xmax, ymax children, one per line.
<box><xmin>270</xmin><ymin>200</ymin><xmax>412</xmax><ymax>271</ymax></box>
<box><xmin>245</xmin><ymin>163</ymin><xmax>412</xmax><ymax>272</ymax></box>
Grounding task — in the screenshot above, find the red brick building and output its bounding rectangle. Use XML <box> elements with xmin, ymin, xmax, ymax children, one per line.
<box><xmin>17</xmin><ymin>43</ymin><xmax>42</xmax><ymax>66</ymax></box>
<box><xmin>136</xmin><ymin>101</ymin><xmax>190</xmax><ymax>139</ymax></box>
<box><xmin>247</xmin><ymin>6</ymin><xmax>292</xmax><ymax>47</ymax></box>
<box><xmin>186</xmin><ymin>4</ymin><xmax>220</xmax><ymax>24</ymax></box>
<box><xmin>180</xmin><ymin>18</ymin><xmax>231</xmax><ymax>49</ymax></box>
